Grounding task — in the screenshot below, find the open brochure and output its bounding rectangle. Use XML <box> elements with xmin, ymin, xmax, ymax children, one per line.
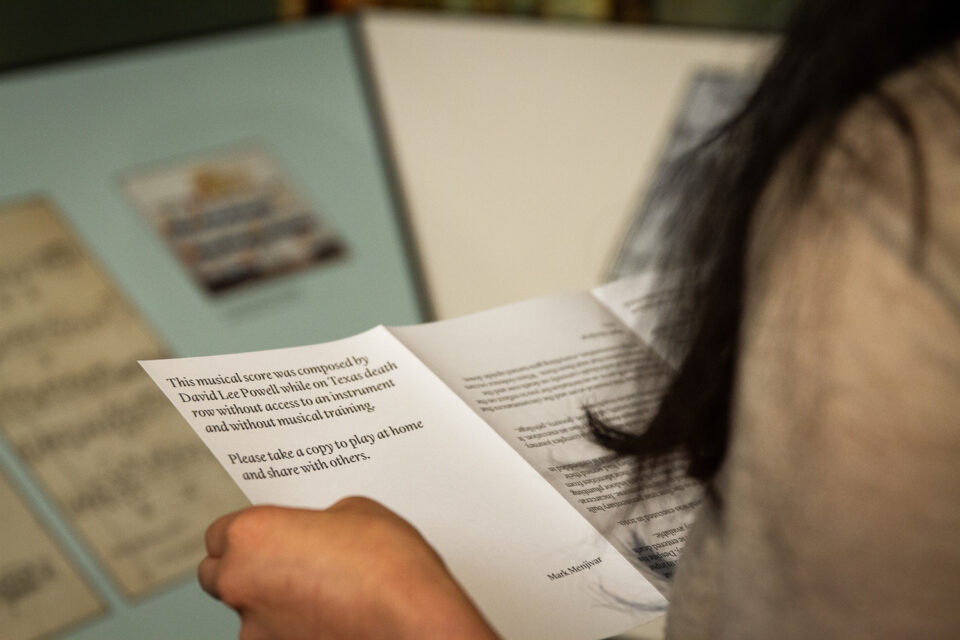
<box><xmin>140</xmin><ymin>273</ymin><xmax>702</xmax><ymax>640</ymax></box>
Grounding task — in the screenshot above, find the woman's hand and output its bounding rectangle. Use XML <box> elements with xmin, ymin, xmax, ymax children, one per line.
<box><xmin>198</xmin><ymin>497</ymin><xmax>499</xmax><ymax>640</ymax></box>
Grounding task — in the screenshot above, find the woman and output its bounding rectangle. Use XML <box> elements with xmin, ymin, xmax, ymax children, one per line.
<box><xmin>198</xmin><ymin>1</ymin><xmax>960</xmax><ymax>637</ymax></box>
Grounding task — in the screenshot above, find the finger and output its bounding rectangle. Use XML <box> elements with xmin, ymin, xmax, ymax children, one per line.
<box><xmin>197</xmin><ymin>555</ymin><xmax>221</xmax><ymax>599</ymax></box>
<box><xmin>327</xmin><ymin>495</ymin><xmax>386</xmax><ymax>515</ymax></box>
<box><xmin>238</xmin><ymin>613</ymin><xmax>272</xmax><ymax>640</ymax></box>
<box><xmin>205</xmin><ymin>510</ymin><xmax>243</xmax><ymax>558</ymax></box>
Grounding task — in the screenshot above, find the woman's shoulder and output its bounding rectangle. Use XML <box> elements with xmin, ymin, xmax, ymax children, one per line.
<box><xmin>824</xmin><ymin>45</ymin><xmax>960</xmax><ymax>313</ymax></box>
<box><xmin>668</xmin><ymin>45</ymin><xmax>960</xmax><ymax>640</ymax></box>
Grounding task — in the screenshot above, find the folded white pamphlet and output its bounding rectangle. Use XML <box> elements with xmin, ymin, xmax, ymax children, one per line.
<box><xmin>140</xmin><ymin>273</ymin><xmax>701</xmax><ymax>640</ymax></box>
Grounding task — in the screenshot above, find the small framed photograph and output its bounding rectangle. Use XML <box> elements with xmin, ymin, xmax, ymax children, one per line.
<box><xmin>122</xmin><ymin>147</ymin><xmax>346</xmax><ymax>295</ymax></box>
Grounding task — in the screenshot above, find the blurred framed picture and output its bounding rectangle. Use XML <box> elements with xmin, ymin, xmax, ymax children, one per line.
<box><xmin>123</xmin><ymin>147</ymin><xmax>346</xmax><ymax>295</ymax></box>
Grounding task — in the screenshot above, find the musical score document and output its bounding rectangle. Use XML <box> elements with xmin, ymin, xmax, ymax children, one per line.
<box><xmin>0</xmin><ymin>197</ymin><xmax>247</xmax><ymax>634</ymax></box>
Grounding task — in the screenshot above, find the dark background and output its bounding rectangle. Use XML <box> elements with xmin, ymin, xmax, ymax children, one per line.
<box><xmin>0</xmin><ymin>0</ymin><xmax>794</xmax><ymax>72</ymax></box>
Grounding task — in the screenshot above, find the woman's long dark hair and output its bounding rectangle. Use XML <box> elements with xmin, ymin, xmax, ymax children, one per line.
<box><xmin>592</xmin><ymin>0</ymin><xmax>960</xmax><ymax>482</ymax></box>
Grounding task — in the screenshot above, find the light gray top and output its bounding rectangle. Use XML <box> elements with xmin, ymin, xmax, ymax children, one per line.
<box><xmin>666</xmin><ymin>48</ymin><xmax>960</xmax><ymax>639</ymax></box>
